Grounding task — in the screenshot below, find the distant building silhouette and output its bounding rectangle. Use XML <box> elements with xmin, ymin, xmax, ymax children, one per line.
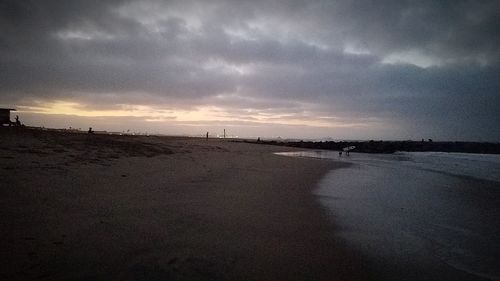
<box><xmin>0</xmin><ymin>108</ymin><xmax>18</xmax><ymax>126</ymax></box>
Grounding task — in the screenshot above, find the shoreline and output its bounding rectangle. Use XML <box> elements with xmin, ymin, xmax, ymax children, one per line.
<box><xmin>0</xmin><ymin>128</ymin><xmax>367</xmax><ymax>280</ymax></box>
<box><xmin>301</xmin><ymin>150</ymin><xmax>500</xmax><ymax>281</ymax></box>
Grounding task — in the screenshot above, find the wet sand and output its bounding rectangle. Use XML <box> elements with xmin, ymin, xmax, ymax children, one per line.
<box><xmin>0</xmin><ymin>128</ymin><xmax>368</xmax><ymax>281</ymax></box>
<box><xmin>280</xmin><ymin>150</ymin><xmax>500</xmax><ymax>281</ymax></box>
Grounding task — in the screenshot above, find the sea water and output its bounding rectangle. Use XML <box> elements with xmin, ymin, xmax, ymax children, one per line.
<box><xmin>276</xmin><ymin>151</ymin><xmax>500</xmax><ymax>280</ymax></box>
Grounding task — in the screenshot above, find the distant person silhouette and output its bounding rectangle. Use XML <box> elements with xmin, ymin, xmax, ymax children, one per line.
<box><xmin>88</xmin><ymin>127</ymin><xmax>94</xmax><ymax>134</ymax></box>
<box><xmin>15</xmin><ymin>115</ymin><xmax>21</xmax><ymax>126</ymax></box>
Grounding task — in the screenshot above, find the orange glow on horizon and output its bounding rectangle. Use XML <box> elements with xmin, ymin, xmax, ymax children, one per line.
<box><xmin>17</xmin><ymin>100</ymin><xmax>371</xmax><ymax>128</ymax></box>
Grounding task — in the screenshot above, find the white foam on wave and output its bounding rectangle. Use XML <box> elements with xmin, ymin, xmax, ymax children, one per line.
<box><xmin>276</xmin><ymin>151</ymin><xmax>500</xmax><ymax>183</ymax></box>
<box><xmin>396</xmin><ymin>152</ymin><xmax>500</xmax><ymax>183</ymax></box>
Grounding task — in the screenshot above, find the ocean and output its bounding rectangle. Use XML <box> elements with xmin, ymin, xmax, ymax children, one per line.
<box><xmin>277</xmin><ymin>151</ymin><xmax>500</xmax><ymax>280</ymax></box>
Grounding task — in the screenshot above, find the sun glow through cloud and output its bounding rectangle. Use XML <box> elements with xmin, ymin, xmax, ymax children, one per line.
<box><xmin>16</xmin><ymin>100</ymin><xmax>368</xmax><ymax>130</ymax></box>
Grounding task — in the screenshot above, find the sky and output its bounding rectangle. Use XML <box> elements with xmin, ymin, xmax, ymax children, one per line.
<box><xmin>1</xmin><ymin>0</ymin><xmax>499</xmax><ymax>141</ymax></box>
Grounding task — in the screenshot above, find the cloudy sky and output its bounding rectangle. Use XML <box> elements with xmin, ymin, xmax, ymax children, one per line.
<box><xmin>1</xmin><ymin>0</ymin><xmax>499</xmax><ymax>140</ymax></box>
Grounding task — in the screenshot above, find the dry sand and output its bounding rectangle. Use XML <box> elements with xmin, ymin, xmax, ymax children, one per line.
<box><xmin>0</xmin><ymin>128</ymin><xmax>369</xmax><ymax>281</ymax></box>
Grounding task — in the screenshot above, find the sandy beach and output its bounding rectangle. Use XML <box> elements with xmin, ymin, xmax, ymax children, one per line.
<box><xmin>0</xmin><ymin>128</ymin><xmax>368</xmax><ymax>281</ymax></box>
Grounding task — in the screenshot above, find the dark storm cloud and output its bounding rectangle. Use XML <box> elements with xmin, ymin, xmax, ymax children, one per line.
<box><xmin>1</xmin><ymin>0</ymin><xmax>499</xmax><ymax>140</ymax></box>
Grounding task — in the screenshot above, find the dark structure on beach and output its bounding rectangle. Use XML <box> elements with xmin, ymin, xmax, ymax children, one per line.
<box><xmin>0</xmin><ymin>108</ymin><xmax>16</xmax><ymax>126</ymax></box>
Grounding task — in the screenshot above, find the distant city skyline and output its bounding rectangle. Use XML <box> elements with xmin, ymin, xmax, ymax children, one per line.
<box><xmin>1</xmin><ymin>0</ymin><xmax>499</xmax><ymax>141</ymax></box>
